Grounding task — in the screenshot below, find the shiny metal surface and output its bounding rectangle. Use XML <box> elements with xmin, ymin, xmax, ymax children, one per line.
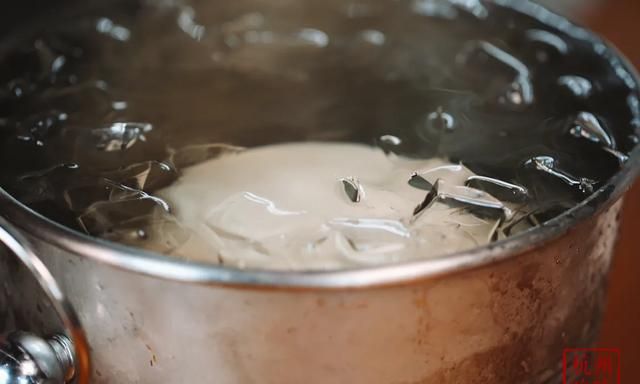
<box><xmin>0</xmin><ymin>218</ymin><xmax>90</xmax><ymax>384</ymax></box>
<box><xmin>0</xmin><ymin>332</ymin><xmax>74</xmax><ymax>384</ymax></box>
<box><xmin>10</xmin><ymin>200</ymin><xmax>624</xmax><ymax>383</ymax></box>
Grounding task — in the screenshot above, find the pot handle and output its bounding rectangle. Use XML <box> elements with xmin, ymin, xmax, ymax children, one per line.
<box><xmin>0</xmin><ymin>217</ymin><xmax>90</xmax><ymax>384</ymax></box>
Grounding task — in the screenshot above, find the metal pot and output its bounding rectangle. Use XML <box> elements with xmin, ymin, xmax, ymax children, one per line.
<box><xmin>1</xmin><ymin>1</ymin><xmax>639</xmax><ymax>383</ymax></box>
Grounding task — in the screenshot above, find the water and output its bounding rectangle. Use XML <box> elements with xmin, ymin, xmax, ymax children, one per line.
<box><xmin>0</xmin><ymin>0</ymin><xmax>637</xmax><ymax>269</ymax></box>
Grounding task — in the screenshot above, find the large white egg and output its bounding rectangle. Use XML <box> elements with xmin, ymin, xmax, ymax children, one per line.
<box><xmin>158</xmin><ymin>142</ymin><xmax>505</xmax><ymax>270</ymax></box>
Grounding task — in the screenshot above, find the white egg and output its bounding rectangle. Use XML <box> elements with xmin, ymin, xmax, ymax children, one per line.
<box><xmin>158</xmin><ymin>142</ymin><xmax>508</xmax><ymax>270</ymax></box>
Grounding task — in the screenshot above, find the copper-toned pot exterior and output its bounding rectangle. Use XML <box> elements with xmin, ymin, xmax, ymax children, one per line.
<box><xmin>2</xmin><ymin>199</ymin><xmax>622</xmax><ymax>383</ymax></box>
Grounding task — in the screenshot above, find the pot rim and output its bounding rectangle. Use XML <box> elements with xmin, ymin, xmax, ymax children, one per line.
<box><xmin>1</xmin><ymin>0</ymin><xmax>639</xmax><ymax>289</ymax></box>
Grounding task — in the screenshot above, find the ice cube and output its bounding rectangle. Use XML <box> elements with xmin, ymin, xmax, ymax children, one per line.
<box><xmin>524</xmin><ymin>155</ymin><xmax>596</xmax><ymax>194</ymax></box>
<box><xmin>78</xmin><ymin>197</ymin><xmax>166</xmax><ymax>235</ymax></box>
<box><xmin>465</xmin><ymin>176</ymin><xmax>529</xmax><ymax>203</ymax></box>
<box><xmin>457</xmin><ymin>40</ymin><xmax>534</xmax><ymax>109</ymax></box>
<box><xmin>102</xmin><ymin>161</ymin><xmax>178</xmax><ymax>191</ymax></box>
<box><xmin>101</xmin><ymin>212</ymin><xmax>191</xmax><ymax>254</ymax></box>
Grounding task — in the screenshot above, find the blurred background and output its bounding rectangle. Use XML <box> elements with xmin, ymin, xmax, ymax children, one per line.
<box><xmin>543</xmin><ymin>0</ymin><xmax>640</xmax><ymax>381</ymax></box>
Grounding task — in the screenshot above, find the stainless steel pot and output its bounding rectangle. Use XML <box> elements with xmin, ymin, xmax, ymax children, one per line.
<box><xmin>1</xmin><ymin>1</ymin><xmax>639</xmax><ymax>383</ymax></box>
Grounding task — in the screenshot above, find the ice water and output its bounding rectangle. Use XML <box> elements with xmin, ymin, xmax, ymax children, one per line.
<box><xmin>0</xmin><ymin>0</ymin><xmax>637</xmax><ymax>269</ymax></box>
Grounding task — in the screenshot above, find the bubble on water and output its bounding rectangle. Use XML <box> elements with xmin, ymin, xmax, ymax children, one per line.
<box><xmin>379</xmin><ymin>135</ymin><xmax>402</xmax><ymax>146</ymax></box>
<box><xmin>96</xmin><ymin>17</ymin><xmax>131</xmax><ymax>42</ymax></box>
<box><xmin>457</xmin><ymin>41</ymin><xmax>534</xmax><ymax>109</ymax></box>
<box><xmin>50</xmin><ymin>56</ymin><xmax>66</xmax><ymax>74</ymax></box>
<box><xmin>569</xmin><ymin>112</ymin><xmax>615</xmax><ymax>149</ymax></box>
<box><xmin>465</xmin><ymin>175</ymin><xmax>529</xmax><ymax>203</ymax></box>
<box><xmin>377</xmin><ymin>134</ymin><xmax>403</xmax><ymax>154</ymax></box>
<box><xmin>5</xmin><ymin>78</ymin><xmax>35</xmax><ymax>99</ymax></box>
<box><xmin>112</xmin><ymin>101</ymin><xmax>127</xmax><ymax>110</ymax></box>
<box><xmin>411</xmin><ymin>0</ymin><xmax>458</xmax><ymax>19</ymax></box>
<box><xmin>167</xmin><ymin>143</ymin><xmax>245</xmax><ymax>168</ymax></box>
<box><xmin>33</xmin><ymin>39</ymin><xmax>67</xmax><ymax>79</ymax></box>
<box><xmin>359</xmin><ymin>30</ymin><xmax>386</xmax><ymax>46</ymax></box>
<box><xmin>418</xmin><ymin>107</ymin><xmax>455</xmax><ymax>145</ymax></box>
<box><xmin>94</xmin><ymin>80</ymin><xmax>109</xmax><ymax>91</ymax></box>
<box><xmin>426</xmin><ymin>107</ymin><xmax>455</xmax><ymax>132</ymax></box>
<box><xmin>296</xmin><ymin>28</ymin><xmax>329</xmax><ymax>47</ymax></box>
<box><xmin>524</xmin><ymin>155</ymin><xmax>596</xmax><ymax>194</ymax></box>
<box><xmin>525</xmin><ymin>29</ymin><xmax>569</xmax><ymax>62</ymax></box>
<box><xmin>91</xmin><ymin>122</ymin><xmax>153</xmax><ymax>152</ymax></box>
<box><xmin>558</xmin><ymin>76</ymin><xmax>593</xmax><ymax>98</ymax></box>
<box><xmin>177</xmin><ymin>6</ymin><xmax>206</xmax><ymax>41</ymax></box>
<box><xmin>450</xmin><ymin>0</ymin><xmax>488</xmax><ymax>19</ymax></box>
